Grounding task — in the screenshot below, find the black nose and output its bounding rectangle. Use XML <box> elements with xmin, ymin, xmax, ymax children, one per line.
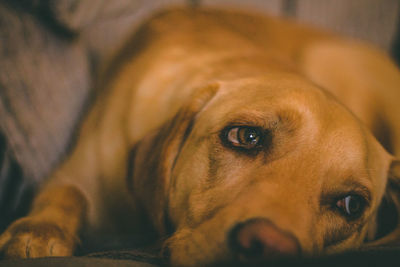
<box><xmin>228</xmin><ymin>218</ymin><xmax>300</xmax><ymax>261</ymax></box>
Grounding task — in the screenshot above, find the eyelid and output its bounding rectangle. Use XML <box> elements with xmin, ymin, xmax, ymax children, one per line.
<box><xmin>320</xmin><ymin>186</ymin><xmax>372</xmax><ymax>209</ymax></box>
<box><xmin>220</xmin><ymin>122</ymin><xmax>265</xmax><ymax>131</ymax></box>
<box><xmin>218</xmin><ymin>125</ymin><xmax>272</xmax><ymax>156</ymax></box>
<box><xmin>223</xmin><ymin>114</ymin><xmax>268</xmax><ymax>126</ymax></box>
<box><xmin>220</xmin><ymin>126</ymin><xmax>266</xmax><ymax>144</ymax></box>
<box><xmin>217</xmin><ymin>114</ymin><xmax>280</xmax><ymax>132</ymax></box>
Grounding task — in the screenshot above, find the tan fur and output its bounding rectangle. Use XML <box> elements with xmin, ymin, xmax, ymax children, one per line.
<box><xmin>1</xmin><ymin>8</ymin><xmax>400</xmax><ymax>266</ymax></box>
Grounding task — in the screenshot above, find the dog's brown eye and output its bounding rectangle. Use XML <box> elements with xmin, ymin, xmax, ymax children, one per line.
<box><xmin>336</xmin><ymin>195</ymin><xmax>365</xmax><ymax>219</ymax></box>
<box><xmin>226</xmin><ymin>127</ymin><xmax>263</xmax><ymax>149</ymax></box>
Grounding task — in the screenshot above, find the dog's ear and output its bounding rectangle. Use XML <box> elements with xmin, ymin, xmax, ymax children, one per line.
<box><xmin>127</xmin><ymin>84</ymin><xmax>219</xmax><ymax>235</ymax></box>
<box><xmin>365</xmin><ymin>159</ymin><xmax>400</xmax><ymax>246</ymax></box>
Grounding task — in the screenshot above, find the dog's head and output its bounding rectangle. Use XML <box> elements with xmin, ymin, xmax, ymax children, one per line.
<box><xmin>129</xmin><ymin>73</ymin><xmax>400</xmax><ymax>266</ymax></box>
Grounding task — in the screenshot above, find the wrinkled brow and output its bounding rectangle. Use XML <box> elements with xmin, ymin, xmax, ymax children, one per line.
<box><xmin>217</xmin><ymin>108</ymin><xmax>302</xmax><ymax>131</ymax></box>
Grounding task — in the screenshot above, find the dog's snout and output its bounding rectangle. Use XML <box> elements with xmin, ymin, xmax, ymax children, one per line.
<box><xmin>229</xmin><ymin>218</ymin><xmax>300</xmax><ymax>261</ymax></box>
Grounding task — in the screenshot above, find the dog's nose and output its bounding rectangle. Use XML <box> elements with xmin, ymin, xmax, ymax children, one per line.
<box><xmin>229</xmin><ymin>218</ymin><xmax>300</xmax><ymax>261</ymax></box>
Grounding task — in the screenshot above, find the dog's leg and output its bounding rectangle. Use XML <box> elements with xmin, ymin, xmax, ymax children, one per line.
<box><xmin>0</xmin><ymin>129</ymin><xmax>101</xmax><ymax>258</ymax></box>
<box><xmin>0</xmin><ymin>183</ymin><xmax>87</xmax><ymax>258</ymax></box>
<box><xmin>0</xmin><ymin>77</ymin><xmax>136</xmax><ymax>258</ymax></box>
<box><xmin>299</xmin><ymin>40</ymin><xmax>400</xmax><ymax>157</ymax></box>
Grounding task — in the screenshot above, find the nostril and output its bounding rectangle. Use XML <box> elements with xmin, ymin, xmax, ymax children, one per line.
<box><xmin>228</xmin><ymin>218</ymin><xmax>300</xmax><ymax>261</ymax></box>
<box><xmin>241</xmin><ymin>237</ymin><xmax>264</xmax><ymax>258</ymax></box>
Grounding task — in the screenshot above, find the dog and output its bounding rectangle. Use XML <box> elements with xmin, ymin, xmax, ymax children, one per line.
<box><xmin>1</xmin><ymin>7</ymin><xmax>400</xmax><ymax>266</ymax></box>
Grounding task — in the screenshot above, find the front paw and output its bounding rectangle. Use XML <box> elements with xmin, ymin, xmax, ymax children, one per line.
<box><xmin>0</xmin><ymin>217</ymin><xmax>76</xmax><ymax>259</ymax></box>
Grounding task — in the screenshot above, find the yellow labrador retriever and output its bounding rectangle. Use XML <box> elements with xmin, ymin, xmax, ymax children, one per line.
<box><xmin>1</xmin><ymin>7</ymin><xmax>400</xmax><ymax>266</ymax></box>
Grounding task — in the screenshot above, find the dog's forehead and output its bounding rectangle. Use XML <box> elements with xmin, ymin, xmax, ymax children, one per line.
<box><xmin>204</xmin><ymin>75</ymin><xmax>341</xmax><ymax>123</ymax></box>
<box><xmin>201</xmin><ymin>75</ymin><xmax>360</xmax><ymax>138</ymax></box>
<box><xmin>196</xmin><ymin>75</ymin><xmax>389</xmax><ymax>179</ymax></box>
<box><xmin>319</xmin><ymin>113</ymin><xmax>391</xmax><ymax>186</ymax></box>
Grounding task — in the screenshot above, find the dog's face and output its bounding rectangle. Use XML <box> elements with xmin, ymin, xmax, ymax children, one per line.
<box><xmin>130</xmin><ymin>73</ymin><xmax>400</xmax><ymax>266</ymax></box>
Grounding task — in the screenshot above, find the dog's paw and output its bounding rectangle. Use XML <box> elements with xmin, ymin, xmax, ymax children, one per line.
<box><xmin>0</xmin><ymin>217</ymin><xmax>75</xmax><ymax>259</ymax></box>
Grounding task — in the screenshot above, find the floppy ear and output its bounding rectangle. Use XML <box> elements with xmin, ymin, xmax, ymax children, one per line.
<box><xmin>127</xmin><ymin>84</ymin><xmax>219</xmax><ymax>235</ymax></box>
<box><xmin>366</xmin><ymin>159</ymin><xmax>400</xmax><ymax>246</ymax></box>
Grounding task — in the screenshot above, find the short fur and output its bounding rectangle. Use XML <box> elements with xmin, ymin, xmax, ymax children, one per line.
<box><xmin>1</xmin><ymin>8</ymin><xmax>400</xmax><ymax>267</ymax></box>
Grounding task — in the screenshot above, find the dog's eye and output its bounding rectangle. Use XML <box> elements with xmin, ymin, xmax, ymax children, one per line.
<box><xmin>336</xmin><ymin>195</ymin><xmax>366</xmax><ymax>219</ymax></box>
<box><xmin>225</xmin><ymin>126</ymin><xmax>263</xmax><ymax>149</ymax></box>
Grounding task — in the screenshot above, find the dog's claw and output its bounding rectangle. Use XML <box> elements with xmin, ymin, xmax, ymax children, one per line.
<box><xmin>0</xmin><ymin>217</ymin><xmax>74</xmax><ymax>259</ymax></box>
